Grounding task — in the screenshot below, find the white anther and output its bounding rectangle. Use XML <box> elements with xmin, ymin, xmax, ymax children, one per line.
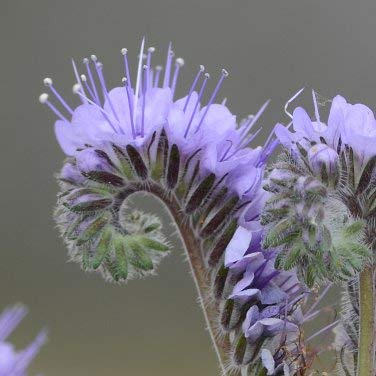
<box><xmin>204</xmin><ymin>73</ymin><xmax>210</xmax><ymax>79</ymax></box>
<box><xmin>39</xmin><ymin>93</ymin><xmax>49</xmax><ymax>103</ymax></box>
<box><xmin>96</xmin><ymin>62</ymin><xmax>103</xmax><ymax>69</ymax></box>
<box><xmin>80</xmin><ymin>74</ymin><xmax>87</xmax><ymax>82</ymax></box>
<box><xmin>148</xmin><ymin>47</ymin><xmax>156</xmax><ymax>53</ymax></box>
<box><xmin>121</xmin><ymin>48</ymin><xmax>128</xmax><ymax>55</ymax></box>
<box><xmin>143</xmin><ymin>64</ymin><xmax>148</xmax><ymax>70</ymax></box>
<box><xmin>83</xmin><ymin>58</ymin><xmax>89</xmax><ymax>64</ymax></box>
<box><xmin>90</xmin><ymin>54</ymin><xmax>98</xmax><ymax>62</ymax></box>
<box><xmin>221</xmin><ymin>69</ymin><xmax>229</xmax><ymax>77</ymax></box>
<box><xmin>176</xmin><ymin>57</ymin><xmax>185</xmax><ymax>67</ymax></box>
<box><xmin>155</xmin><ymin>65</ymin><xmax>163</xmax><ymax>71</ymax></box>
<box><xmin>72</xmin><ymin>83</ymin><xmax>82</xmax><ymax>94</ymax></box>
<box><xmin>122</xmin><ymin>77</ymin><xmax>127</xmax><ymax>83</ymax></box>
<box><xmin>199</xmin><ymin>65</ymin><xmax>205</xmax><ymax>72</ymax></box>
<box><xmin>43</xmin><ymin>77</ymin><xmax>53</xmax><ymax>86</ymax></box>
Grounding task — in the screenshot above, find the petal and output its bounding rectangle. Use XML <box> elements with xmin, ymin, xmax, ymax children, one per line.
<box><xmin>224</xmin><ymin>226</ymin><xmax>253</xmax><ymax>266</ymax></box>
<box><xmin>261</xmin><ymin>349</ymin><xmax>276</xmax><ymax>375</ymax></box>
<box><xmin>293</xmin><ymin>107</ymin><xmax>317</xmax><ymax>140</ymax></box>
<box><xmin>54</xmin><ymin>120</ymin><xmax>82</xmax><ymax>156</ymax></box>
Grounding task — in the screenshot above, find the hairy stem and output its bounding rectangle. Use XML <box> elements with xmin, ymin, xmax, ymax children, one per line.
<box><xmin>357</xmin><ymin>265</ymin><xmax>375</xmax><ymax>376</ymax></box>
<box><xmin>114</xmin><ymin>182</ymin><xmax>231</xmax><ymax>375</ymax></box>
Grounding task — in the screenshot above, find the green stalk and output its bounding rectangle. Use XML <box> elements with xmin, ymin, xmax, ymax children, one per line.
<box><xmin>357</xmin><ymin>265</ymin><xmax>375</xmax><ymax>376</ymax></box>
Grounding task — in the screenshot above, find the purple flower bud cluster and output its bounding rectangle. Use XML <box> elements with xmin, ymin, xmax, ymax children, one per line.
<box><xmin>0</xmin><ymin>305</ymin><xmax>47</xmax><ymax>376</ymax></box>
<box><xmin>275</xmin><ymin>94</ymin><xmax>376</xmax><ymax>170</ymax></box>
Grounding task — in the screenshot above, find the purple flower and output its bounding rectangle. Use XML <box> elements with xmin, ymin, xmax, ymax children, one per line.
<box><xmin>40</xmin><ymin>40</ymin><xmax>274</xmax><ymax>196</ymax></box>
<box><xmin>0</xmin><ymin>305</ymin><xmax>47</xmax><ymax>376</ymax></box>
<box><xmin>275</xmin><ymin>94</ymin><xmax>376</xmax><ymax>165</ymax></box>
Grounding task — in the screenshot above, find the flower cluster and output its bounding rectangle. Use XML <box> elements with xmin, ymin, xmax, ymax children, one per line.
<box><xmin>0</xmin><ymin>305</ymin><xmax>47</xmax><ymax>376</ymax></box>
<box><xmin>41</xmin><ymin>40</ymin><xmax>304</xmax><ymax>374</ymax></box>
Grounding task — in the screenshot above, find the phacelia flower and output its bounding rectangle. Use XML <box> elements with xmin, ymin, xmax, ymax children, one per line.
<box><xmin>41</xmin><ymin>39</ymin><xmax>300</xmax><ymax>374</ymax></box>
<box><xmin>262</xmin><ymin>91</ymin><xmax>374</xmax><ymax>287</ymax></box>
<box><xmin>0</xmin><ymin>304</ymin><xmax>47</xmax><ymax>376</ymax></box>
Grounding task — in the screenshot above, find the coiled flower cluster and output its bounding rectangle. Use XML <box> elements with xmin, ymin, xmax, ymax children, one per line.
<box><xmin>41</xmin><ymin>40</ymin><xmax>306</xmax><ymax>374</ymax></box>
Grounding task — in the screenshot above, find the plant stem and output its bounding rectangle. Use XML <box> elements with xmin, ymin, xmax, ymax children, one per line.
<box><xmin>357</xmin><ymin>265</ymin><xmax>375</xmax><ymax>376</ymax></box>
<box><xmin>115</xmin><ymin>182</ymin><xmax>231</xmax><ymax>375</ymax></box>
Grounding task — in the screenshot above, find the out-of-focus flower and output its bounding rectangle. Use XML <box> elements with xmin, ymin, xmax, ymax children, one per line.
<box><xmin>0</xmin><ymin>305</ymin><xmax>47</xmax><ymax>376</ymax></box>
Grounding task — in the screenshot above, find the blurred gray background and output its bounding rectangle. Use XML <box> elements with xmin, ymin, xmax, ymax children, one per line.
<box><xmin>0</xmin><ymin>0</ymin><xmax>375</xmax><ymax>374</ymax></box>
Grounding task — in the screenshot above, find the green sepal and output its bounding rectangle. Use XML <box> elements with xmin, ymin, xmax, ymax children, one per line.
<box><xmin>75</xmin><ymin>214</ymin><xmax>110</xmax><ymax>246</ymax></box>
<box><xmin>128</xmin><ymin>239</ymin><xmax>153</xmax><ymax>271</ymax></box>
<box><xmin>92</xmin><ymin>228</ymin><xmax>113</xmax><ymax>269</ymax></box>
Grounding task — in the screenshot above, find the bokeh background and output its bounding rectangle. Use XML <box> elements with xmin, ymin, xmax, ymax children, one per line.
<box><xmin>1</xmin><ymin>0</ymin><xmax>375</xmax><ymax>374</ymax></box>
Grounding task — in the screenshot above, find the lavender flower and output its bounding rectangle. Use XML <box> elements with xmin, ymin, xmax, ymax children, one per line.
<box><xmin>0</xmin><ymin>305</ymin><xmax>47</xmax><ymax>376</ymax></box>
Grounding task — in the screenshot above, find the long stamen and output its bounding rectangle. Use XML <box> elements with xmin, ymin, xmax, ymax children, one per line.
<box><xmin>83</xmin><ymin>57</ymin><xmax>100</xmax><ymax>105</ymax></box>
<box><xmin>154</xmin><ymin>66</ymin><xmax>163</xmax><ymax>88</ymax></box>
<box><xmin>163</xmin><ymin>42</ymin><xmax>174</xmax><ymax>88</ymax></box>
<box><xmin>171</xmin><ymin>58</ymin><xmax>185</xmax><ymax>99</ymax></box>
<box><xmin>141</xmin><ymin>65</ymin><xmax>148</xmax><ymax>137</ymax></box>
<box><xmin>121</xmin><ymin>48</ymin><xmax>132</xmax><ymax>89</ymax></box>
<box><xmin>80</xmin><ymin>74</ymin><xmax>96</xmax><ymax>101</ymax></box>
<box><xmin>306</xmin><ymin>320</ymin><xmax>340</xmax><ymax>343</ymax></box>
<box><xmin>284</xmin><ymin>87</ymin><xmax>305</xmax><ymax>119</ymax></box>
<box><xmin>94</xmin><ymin>60</ymin><xmax>121</xmax><ymax>126</ymax></box>
<box><xmin>39</xmin><ymin>93</ymin><xmax>69</xmax><ymax>123</ymax></box>
<box><xmin>146</xmin><ymin>47</ymin><xmax>155</xmax><ymax>89</ymax></box>
<box><xmin>184</xmin><ymin>73</ymin><xmax>210</xmax><ymax>138</ymax></box>
<box><xmin>183</xmin><ymin>65</ymin><xmax>205</xmax><ymax>112</ymax></box>
<box><xmin>72</xmin><ymin>84</ymin><xmax>119</xmax><ymax>133</ymax></box>
<box><xmin>195</xmin><ymin>69</ymin><xmax>228</xmax><ymax>133</ymax></box>
<box><xmin>122</xmin><ymin>77</ymin><xmax>136</xmax><ymax>139</ymax></box>
<box><xmin>134</xmin><ymin>37</ymin><xmax>145</xmax><ymax>130</ymax></box>
<box><xmin>312</xmin><ymin>89</ymin><xmax>321</xmax><ymax>125</ymax></box>
<box><xmin>239</xmin><ymin>100</ymin><xmax>270</xmax><ymax>141</ymax></box>
<box><xmin>71</xmin><ymin>59</ymin><xmax>87</xmax><ymax>104</ymax></box>
<box><xmin>219</xmin><ymin>140</ymin><xmax>233</xmax><ymax>161</ymax></box>
<box><xmin>43</xmin><ymin>78</ymin><xmax>74</xmax><ymax>115</ymax></box>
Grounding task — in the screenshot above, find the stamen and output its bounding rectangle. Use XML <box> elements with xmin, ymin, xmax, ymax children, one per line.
<box><xmin>239</xmin><ymin>100</ymin><xmax>270</xmax><ymax>140</ymax></box>
<box><xmin>163</xmin><ymin>42</ymin><xmax>174</xmax><ymax>88</ymax></box>
<box><xmin>83</xmin><ymin>57</ymin><xmax>100</xmax><ymax>105</ymax></box>
<box><xmin>80</xmin><ymin>74</ymin><xmax>96</xmax><ymax>101</ymax></box>
<box><xmin>141</xmin><ymin>65</ymin><xmax>148</xmax><ymax>137</ymax></box>
<box><xmin>219</xmin><ymin>140</ymin><xmax>233</xmax><ymax>161</ymax></box>
<box><xmin>171</xmin><ymin>57</ymin><xmax>185</xmax><ymax>99</ymax></box>
<box><xmin>43</xmin><ymin>77</ymin><xmax>74</xmax><ymax>115</ymax></box>
<box><xmin>72</xmin><ymin>84</ymin><xmax>119</xmax><ymax>134</ymax></box>
<box><xmin>184</xmin><ymin>73</ymin><xmax>210</xmax><ymax>138</ymax></box>
<box><xmin>39</xmin><ymin>93</ymin><xmax>69</xmax><ymax>123</ymax></box>
<box><xmin>121</xmin><ymin>48</ymin><xmax>132</xmax><ymax>89</ymax></box>
<box><xmin>221</xmin><ymin>97</ymin><xmax>227</xmax><ymax>106</ymax></box>
<box><xmin>312</xmin><ymin>89</ymin><xmax>321</xmax><ymax>125</ymax></box>
<box><xmin>183</xmin><ymin>65</ymin><xmax>205</xmax><ymax>112</ymax></box>
<box><xmin>94</xmin><ymin>62</ymin><xmax>121</xmax><ymax>127</ymax></box>
<box><xmin>284</xmin><ymin>87</ymin><xmax>304</xmax><ymax>119</ymax></box>
<box><xmin>146</xmin><ymin>47</ymin><xmax>155</xmax><ymax>89</ymax></box>
<box><xmin>134</xmin><ymin>37</ymin><xmax>145</xmax><ymax>130</ymax></box>
<box><xmin>123</xmin><ymin>79</ymin><xmax>136</xmax><ymax>139</ymax></box>
<box><xmin>195</xmin><ymin>69</ymin><xmax>229</xmax><ymax>133</ymax></box>
<box><xmin>154</xmin><ymin>66</ymin><xmax>163</xmax><ymax>88</ymax></box>
<box><xmin>71</xmin><ymin>59</ymin><xmax>87</xmax><ymax>104</ymax></box>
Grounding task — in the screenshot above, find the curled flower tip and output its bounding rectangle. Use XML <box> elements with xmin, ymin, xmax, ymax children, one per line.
<box><xmin>43</xmin><ymin>77</ymin><xmax>53</xmax><ymax>86</ymax></box>
<box><xmin>38</xmin><ymin>93</ymin><xmax>49</xmax><ymax>104</ymax></box>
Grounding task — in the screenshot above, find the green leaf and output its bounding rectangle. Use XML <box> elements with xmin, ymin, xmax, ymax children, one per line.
<box><xmin>92</xmin><ymin>228</ymin><xmax>113</xmax><ymax>269</ymax></box>
<box><xmin>113</xmin><ymin>237</ymin><xmax>129</xmax><ymax>280</ymax></box>
<box><xmin>343</xmin><ymin>221</ymin><xmax>364</xmax><ymax>238</ymax></box>
<box><xmin>136</xmin><ymin>236</ymin><xmax>169</xmax><ymax>252</ymax></box>
<box><xmin>128</xmin><ymin>240</ymin><xmax>153</xmax><ymax>271</ymax></box>
<box><xmin>76</xmin><ymin>214</ymin><xmax>110</xmax><ymax>246</ymax></box>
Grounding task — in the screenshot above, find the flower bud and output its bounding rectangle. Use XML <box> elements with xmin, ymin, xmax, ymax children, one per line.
<box><xmin>308</xmin><ymin>143</ymin><xmax>338</xmax><ymax>176</ymax></box>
